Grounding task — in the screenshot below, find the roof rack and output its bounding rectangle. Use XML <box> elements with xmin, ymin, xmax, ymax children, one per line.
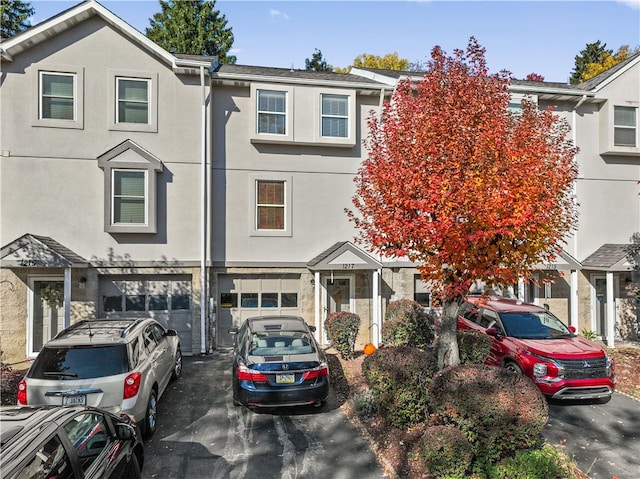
<box><xmin>121</xmin><ymin>318</ymin><xmax>146</xmax><ymax>338</ymax></box>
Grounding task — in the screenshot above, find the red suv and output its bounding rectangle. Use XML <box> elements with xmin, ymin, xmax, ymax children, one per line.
<box><xmin>457</xmin><ymin>296</ymin><xmax>615</xmax><ymax>402</ymax></box>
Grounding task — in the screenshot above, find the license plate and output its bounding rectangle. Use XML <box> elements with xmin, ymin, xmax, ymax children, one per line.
<box><xmin>276</xmin><ymin>374</ymin><xmax>295</xmax><ymax>384</ymax></box>
<box><xmin>62</xmin><ymin>395</ymin><xmax>86</xmax><ymax>406</ymax></box>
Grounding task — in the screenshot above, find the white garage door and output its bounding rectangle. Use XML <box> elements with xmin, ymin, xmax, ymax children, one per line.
<box><xmin>99</xmin><ymin>275</ymin><xmax>193</xmax><ymax>354</ymax></box>
<box><xmin>217</xmin><ymin>274</ymin><xmax>301</xmax><ymax>348</ymax></box>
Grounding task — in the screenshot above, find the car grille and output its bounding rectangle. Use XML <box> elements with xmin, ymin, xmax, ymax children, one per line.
<box><xmin>556</xmin><ymin>357</ymin><xmax>609</xmax><ymax>379</ymax></box>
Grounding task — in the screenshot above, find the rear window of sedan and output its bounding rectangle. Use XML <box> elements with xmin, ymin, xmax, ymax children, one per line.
<box><xmin>249</xmin><ymin>333</ymin><xmax>314</xmax><ymax>356</ymax></box>
<box><xmin>28</xmin><ymin>345</ymin><xmax>129</xmax><ymax>380</ymax></box>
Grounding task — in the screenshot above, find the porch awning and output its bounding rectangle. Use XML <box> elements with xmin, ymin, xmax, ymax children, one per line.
<box><xmin>307</xmin><ymin>241</ymin><xmax>382</xmax><ymax>271</ymax></box>
<box><xmin>581</xmin><ymin>244</ymin><xmax>634</xmax><ymax>272</ymax></box>
<box><xmin>0</xmin><ymin>234</ymin><xmax>88</xmax><ymax>268</ymax></box>
<box><xmin>534</xmin><ymin>250</ymin><xmax>582</xmax><ymax>271</ymax></box>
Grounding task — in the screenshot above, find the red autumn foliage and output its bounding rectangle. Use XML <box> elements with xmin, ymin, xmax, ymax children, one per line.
<box><xmin>348</xmin><ymin>38</ymin><xmax>578</xmax><ymax>367</ymax></box>
<box><xmin>525</xmin><ymin>72</ymin><xmax>545</xmax><ymax>81</ymax></box>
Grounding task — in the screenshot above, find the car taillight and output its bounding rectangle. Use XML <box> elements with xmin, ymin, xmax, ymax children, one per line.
<box><xmin>17</xmin><ymin>379</ymin><xmax>27</xmax><ymax>405</ymax></box>
<box><xmin>302</xmin><ymin>364</ymin><xmax>329</xmax><ymax>380</ymax></box>
<box><xmin>123</xmin><ymin>372</ymin><xmax>142</xmax><ymax>399</ymax></box>
<box><xmin>236</xmin><ymin>363</ymin><xmax>268</xmax><ymax>383</ymax></box>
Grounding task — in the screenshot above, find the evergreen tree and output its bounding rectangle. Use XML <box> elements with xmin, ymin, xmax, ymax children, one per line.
<box><xmin>1</xmin><ymin>0</ymin><xmax>34</xmax><ymax>38</ymax></box>
<box><xmin>570</xmin><ymin>40</ymin><xmax>611</xmax><ymax>84</ymax></box>
<box><xmin>146</xmin><ymin>0</ymin><xmax>236</xmax><ymax>63</ymax></box>
<box><xmin>305</xmin><ymin>48</ymin><xmax>330</xmax><ymax>71</ymax></box>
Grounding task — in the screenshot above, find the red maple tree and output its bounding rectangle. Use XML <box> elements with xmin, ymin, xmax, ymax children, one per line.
<box><xmin>348</xmin><ymin>38</ymin><xmax>578</xmax><ymax>369</ymax></box>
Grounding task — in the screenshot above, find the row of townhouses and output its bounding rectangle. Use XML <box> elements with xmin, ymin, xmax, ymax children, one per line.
<box><xmin>1</xmin><ymin>1</ymin><xmax>638</xmax><ymax>364</ymax></box>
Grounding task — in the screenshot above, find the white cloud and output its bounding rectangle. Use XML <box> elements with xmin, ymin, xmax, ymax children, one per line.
<box><xmin>269</xmin><ymin>9</ymin><xmax>290</xmax><ymax>20</ymax></box>
<box><xmin>617</xmin><ymin>0</ymin><xmax>640</xmax><ymax>9</ymax></box>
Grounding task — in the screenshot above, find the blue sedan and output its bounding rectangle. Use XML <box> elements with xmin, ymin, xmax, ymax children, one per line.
<box><xmin>230</xmin><ymin>316</ymin><xmax>330</xmax><ymax>408</ymax></box>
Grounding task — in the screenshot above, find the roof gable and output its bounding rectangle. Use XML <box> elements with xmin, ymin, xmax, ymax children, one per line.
<box><xmin>307</xmin><ymin>242</ymin><xmax>382</xmax><ymax>271</ymax></box>
<box><xmin>582</xmin><ymin>244</ymin><xmax>634</xmax><ymax>271</ymax></box>
<box><xmin>97</xmin><ymin>140</ymin><xmax>163</xmax><ymax>171</ymax></box>
<box><xmin>1</xmin><ymin>234</ymin><xmax>88</xmax><ymax>268</ymax></box>
<box><xmin>0</xmin><ymin>1</ymin><xmax>212</xmax><ymax>73</ymax></box>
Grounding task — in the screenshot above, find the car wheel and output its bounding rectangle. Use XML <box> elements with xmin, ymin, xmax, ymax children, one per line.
<box><xmin>123</xmin><ymin>454</ymin><xmax>141</xmax><ymax>479</ymax></box>
<box><xmin>143</xmin><ymin>389</ymin><xmax>158</xmax><ymax>438</ymax></box>
<box><xmin>504</xmin><ymin>361</ymin><xmax>523</xmax><ymax>375</ymax></box>
<box><xmin>172</xmin><ymin>347</ymin><xmax>183</xmax><ymax>380</ymax></box>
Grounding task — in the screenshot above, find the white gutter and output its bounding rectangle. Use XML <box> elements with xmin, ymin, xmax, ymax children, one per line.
<box><xmin>569</xmin><ymin>94</ymin><xmax>586</xmax><ymax>331</ymax></box>
<box><xmin>200</xmin><ymin>65</ymin><xmax>207</xmax><ymax>354</ymax></box>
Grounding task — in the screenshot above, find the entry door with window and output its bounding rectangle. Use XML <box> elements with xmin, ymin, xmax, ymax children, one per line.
<box><xmin>323</xmin><ymin>277</ymin><xmax>353</xmax><ymax>344</ymax></box>
<box><xmin>29</xmin><ymin>278</ymin><xmax>65</xmax><ymax>355</ymax></box>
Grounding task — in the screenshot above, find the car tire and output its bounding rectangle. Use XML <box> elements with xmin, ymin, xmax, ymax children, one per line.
<box><xmin>504</xmin><ymin>361</ymin><xmax>523</xmax><ymax>375</ymax></box>
<box><xmin>172</xmin><ymin>347</ymin><xmax>183</xmax><ymax>380</ymax></box>
<box><xmin>123</xmin><ymin>454</ymin><xmax>142</xmax><ymax>479</ymax></box>
<box><xmin>143</xmin><ymin>389</ymin><xmax>158</xmax><ymax>438</ymax></box>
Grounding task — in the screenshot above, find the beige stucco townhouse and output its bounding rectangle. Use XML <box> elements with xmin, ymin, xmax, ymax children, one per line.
<box><xmin>1</xmin><ymin>1</ymin><xmax>214</xmax><ymax>363</ymax></box>
<box><xmin>1</xmin><ymin>1</ymin><xmax>638</xmax><ymax>365</ymax></box>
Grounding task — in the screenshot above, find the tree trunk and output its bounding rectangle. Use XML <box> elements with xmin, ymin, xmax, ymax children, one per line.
<box><xmin>436</xmin><ymin>298</ymin><xmax>461</xmax><ymax>370</ymax></box>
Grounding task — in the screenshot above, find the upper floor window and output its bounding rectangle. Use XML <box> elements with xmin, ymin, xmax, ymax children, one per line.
<box><xmin>112</xmin><ymin>170</ymin><xmax>146</xmax><ymax>225</ymax></box>
<box><xmin>614</xmin><ymin>106</ymin><xmax>637</xmax><ymax>147</ymax></box>
<box><xmin>256</xmin><ymin>180</ymin><xmax>285</xmax><ymax>230</ymax></box>
<box><xmin>257</xmin><ymin>90</ymin><xmax>286</xmax><ymax>135</ymax></box>
<box><xmin>321</xmin><ymin>94</ymin><xmax>348</xmax><ymax>138</ymax></box>
<box><xmin>98</xmin><ymin>140</ymin><xmax>163</xmax><ymax>234</ymax></box>
<box><xmin>117</xmin><ymin>77</ymin><xmax>150</xmax><ymax>124</ymax></box>
<box><xmin>40</xmin><ymin>72</ymin><xmax>75</xmax><ymax>120</ymax></box>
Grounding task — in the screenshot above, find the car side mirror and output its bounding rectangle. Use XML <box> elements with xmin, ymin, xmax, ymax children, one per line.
<box><xmin>116</xmin><ymin>423</ymin><xmax>136</xmax><ymax>441</ymax></box>
<box><xmin>486</xmin><ymin>327</ymin><xmax>501</xmax><ymax>338</ymax></box>
<box><xmin>568</xmin><ymin>326</ymin><xmax>576</xmax><ymax>333</ymax></box>
<box><xmin>229</xmin><ymin>327</ymin><xmax>238</xmax><ymax>335</ymax></box>
<box><xmin>165</xmin><ymin>329</ymin><xmax>177</xmax><ymax>336</ymax></box>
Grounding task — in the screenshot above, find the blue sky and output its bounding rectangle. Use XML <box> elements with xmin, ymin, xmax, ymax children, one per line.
<box><xmin>30</xmin><ymin>1</ymin><xmax>640</xmax><ymax>82</ymax></box>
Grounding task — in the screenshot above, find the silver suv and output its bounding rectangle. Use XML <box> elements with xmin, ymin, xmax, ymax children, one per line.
<box><xmin>17</xmin><ymin>318</ymin><xmax>182</xmax><ymax>437</ymax></box>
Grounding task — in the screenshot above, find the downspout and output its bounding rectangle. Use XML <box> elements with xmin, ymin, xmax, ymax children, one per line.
<box><xmin>200</xmin><ymin>65</ymin><xmax>207</xmax><ymax>354</ymax></box>
<box><xmin>570</xmin><ymin>94</ymin><xmax>587</xmax><ymax>331</ymax></box>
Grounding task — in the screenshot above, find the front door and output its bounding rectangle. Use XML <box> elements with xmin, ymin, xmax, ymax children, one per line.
<box><xmin>29</xmin><ymin>278</ymin><xmax>65</xmax><ymax>356</ymax></box>
<box><xmin>594</xmin><ymin>276</ymin><xmax>607</xmax><ymax>337</ymax></box>
<box><xmin>323</xmin><ymin>277</ymin><xmax>353</xmax><ymax>344</ymax></box>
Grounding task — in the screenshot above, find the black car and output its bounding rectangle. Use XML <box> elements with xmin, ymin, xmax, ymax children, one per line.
<box><xmin>230</xmin><ymin>316</ymin><xmax>330</xmax><ymax>408</ymax></box>
<box><xmin>0</xmin><ymin>405</ymin><xmax>144</xmax><ymax>479</ymax></box>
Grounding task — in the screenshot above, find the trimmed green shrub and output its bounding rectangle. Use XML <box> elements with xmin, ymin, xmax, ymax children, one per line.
<box><xmin>415</xmin><ymin>425</ymin><xmax>474</xmax><ymax>478</ymax></box>
<box><xmin>458</xmin><ymin>329</ymin><xmax>492</xmax><ymax>365</ymax></box>
<box><xmin>487</xmin><ymin>444</ymin><xmax>575</xmax><ymax>479</ymax></box>
<box><xmin>381</xmin><ymin>299</ymin><xmax>435</xmax><ymax>349</ymax></box>
<box><xmin>428</xmin><ymin>364</ymin><xmax>548</xmax><ymax>466</ymax></box>
<box><xmin>351</xmin><ymin>389</ymin><xmax>378</xmax><ymax>418</ymax></box>
<box><xmin>324</xmin><ymin>311</ymin><xmax>360</xmax><ymax>359</ymax></box>
<box><xmin>362</xmin><ymin>346</ymin><xmax>439</xmax><ymax>428</ymax></box>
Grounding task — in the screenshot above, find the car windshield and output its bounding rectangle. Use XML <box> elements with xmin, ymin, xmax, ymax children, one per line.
<box><xmin>499</xmin><ymin>311</ymin><xmax>573</xmax><ymax>339</ymax></box>
<box><xmin>28</xmin><ymin>345</ymin><xmax>129</xmax><ymax>380</ymax></box>
<box><xmin>249</xmin><ymin>332</ymin><xmax>315</xmax><ymax>355</ymax></box>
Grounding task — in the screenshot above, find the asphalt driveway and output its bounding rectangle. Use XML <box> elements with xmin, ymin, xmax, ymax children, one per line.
<box><xmin>543</xmin><ymin>393</ymin><xmax>640</xmax><ymax>479</ymax></box>
<box><xmin>141</xmin><ymin>350</ymin><xmax>387</xmax><ymax>479</ymax></box>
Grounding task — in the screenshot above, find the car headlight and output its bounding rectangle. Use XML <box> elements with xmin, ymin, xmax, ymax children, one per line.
<box><xmin>533</xmin><ymin>363</ymin><xmax>547</xmax><ymax>377</ymax></box>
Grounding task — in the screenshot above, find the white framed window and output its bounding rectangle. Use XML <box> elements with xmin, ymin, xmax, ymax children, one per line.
<box><xmin>614</xmin><ymin>106</ymin><xmax>637</xmax><ymax>147</ymax></box>
<box><xmin>250</xmin><ymin>175</ymin><xmax>292</xmax><ymax>237</ymax></box>
<box><xmin>108</xmin><ymin>70</ymin><xmax>157</xmax><ymax>132</ymax></box>
<box><xmin>257</xmin><ymin>90</ymin><xmax>287</xmax><ymax>135</ymax></box>
<box><xmin>98</xmin><ymin>140</ymin><xmax>163</xmax><ymax>234</ymax></box>
<box><xmin>32</xmin><ymin>66</ymin><xmax>84</xmax><ymax>129</ymax></box>
<box><xmin>321</xmin><ymin>94</ymin><xmax>348</xmax><ymax>138</ymax></box>
<box><xmin>256</xmin><ymin>180</ymin><xmax>285</xmax><ymax>230</ymax></box>
<box><xmin>40</xmin><ymin>72</ymin><xmax>75</xmax><ymax>120</ymax></box>
<box><xmin>112</xmin><ymin>169</ymin><xmax>147</xmax><ymax>226</ymax></box>
<box><xmin>116</xmin><ymin>77</ymin><xmax>150</xmax><ymax>124</ymax></box>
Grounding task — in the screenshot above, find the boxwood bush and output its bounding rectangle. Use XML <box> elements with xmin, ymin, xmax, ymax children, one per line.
<box><xmin>428</xmin><ymin>364</ymin><xmax>548</xmax><ymax>467</ymax></box>
<box><xmin>324</xmin><ymin>311</ymin><xmax>360</xmax><ymax>359</ymax></box>
<box><xmin>414</xmin><ymin>425</ymin><xmax>475</xmax><ymax>478</ymax></box>
<box><xmin>362</xmin><ymin>346</ymin><xmax>439</xmax><ymax>428</ymax></box>
<box><xmin>381</xmin><ymin>299</ymin><xmax>436</xmax><ymax>349</ymax></box>
<box><xmin>458</xmin><ymin>329</ymin><xmax>492</xmax><ymax>365</ymax></box>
